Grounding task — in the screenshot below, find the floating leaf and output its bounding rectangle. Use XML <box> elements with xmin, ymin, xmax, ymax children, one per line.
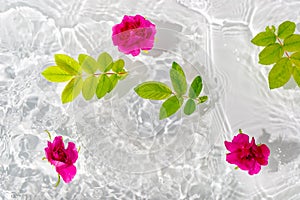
<box><xmin>159</xmin><ymin>95</ymin><xmax>182</xmax><ymax>120</ymax></box>
<box><xmin>293</xmin><ymin>67</ymin><xmax>300</xmax><ymax>87</ymax></box>
<box><xmin>268</xmin><ymin>58</ymin><xmax>292</xmax><ymax>89</ymax></box>
<box><xmin>291</xmin><ymin>52</ymin><xmax>300</xmax><ymax>68</ymax></box>
<box><xmin>184</xmin><ymin>99</ymin><xmax>196</xmax><ymax>115</ymax></box>
<box><xmin>188</xmin><ymin>76</ymin><xmax>203</xmax><ymax>99</ymax></box>
<box><xmin>96</xmin><ymin>74</ymin><xmax>112</xmax><ymax>99</ymax></box>
<box><xmin>251</xmin><ymin>30</ymin><xmax>276</xmax><ymax>46</ymax></box>
<box><xmin>198</xmin><ymin>96</ymin><xmax>208</xmax><ymax>104</ymax></box>
<box><xmin>107</xmin><ymin>74</ymin><xmax>118</xmax><ymax>93</ymax></box>
<box><xmin>41</xmin><ymin>66</ymin><xmax>73</xmax><ymax>82</ymax></box>
<box><xmin>55</xmin><ymin>54</ymin><xmax>81</xmax><ymax>75</ymax></box>
<box><xmin>134</xmin><ymin>81</ymin><xmax>173</xmax><ymax>100</ymax></box>
<box><xmin>61</xmin><ymin>77</ymin><xmax>83</xmax><ymax>103</ymax></box>
<box><xmin>170</xmin><ymin>62</ymin><xmax>187</xmax><ymax>95</ymax></box>
<box><xmin>112</xmin><ymin>59</ymin><xmax>125</xmax><ymax>73</ymax></box>
<box><xmin>259</xmin><ymin>43</ymin><xmax>283</xmax><ymax>65</ymax></box>
<box><xmin>283</xmin><ymin>34</ymin><xmax>300</xmax><ymax>52</ymax></box>
<box><xmin>97</xmin><ymin>52</ymin><xmax>113</xmax><ymax>72</ymax></box>
<box><xmin>78</xmin><ymin>54</ymin><xmax>99</xmax><ymax>74</ymax></box>
<box><xmin>277</xmin><ymin>21</ymin><xmax>296</xmax><ymax>39</ymax></box>
<box><xmin>82</xmin><ymin>75</ymin><xmax>98</xmax><ymax>100</ymax></box>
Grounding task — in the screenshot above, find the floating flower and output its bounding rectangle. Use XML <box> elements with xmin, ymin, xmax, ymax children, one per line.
<box><xmin>224</xmin><ymin>129</ymin><xmax>270</xmax><ymax>175</ymax></box>
<box><xmin>44</xmin><ymin>132</ymin><xmax>78</xmax><ymax>185</ymax></box>
<box><xmin>112</xmin><ymin>14</ymin><xmax>156</xmax><ymax>56</ymax></box>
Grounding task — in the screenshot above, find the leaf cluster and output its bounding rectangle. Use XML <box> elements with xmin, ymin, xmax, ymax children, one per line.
<box><xmin>134</xmin><ymin>62</ymin><xmax>208</xmax><ymax>119</ymax></box>
<box><xmin>42</xmin><ymin>52</ymin><xmax>128</xmax><ymax>103</ymax></box>
<box><xmin>251</xmin><ymin>21</ymin><xmax>300</xmax><ymax>89</ymax></box>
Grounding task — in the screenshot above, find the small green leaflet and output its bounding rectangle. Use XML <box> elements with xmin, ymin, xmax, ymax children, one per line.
<box><xmin>96</xmin><ymin>74</ymin><xmax>112</xmax><ymax>99</ymax></box>
<box><xmin>268</xmin><ymin>58</ymin><xmax>292</xmax><ymax>89</ymax></box>
<box><xmin>78</xmin><ymin>54</ymin><xmax>100</xmax><ymax>74</ymax></box>
<box><xmin>112</xmin><ymin>59</ymin><xmax>125</xmax><ymax>73</ymax></box>
<box><xmin>42</xmin><ymin>52</ymin><xmax>128</xmax><ymax>103</ymax></box>
<box><xmin>61</xmin><ymin>77</ymin><xmax>83</xmax><ymax>104</ymax></box>
<box><xmin>251</xmin><ymin>29</ymin><xmax>276</xmax><ymax>46</ymax></box>
<box><xmin>290</xmin><ymin>52</ymin><xmax>300</xmax><ymax>68</ymax></box>
<box><xmin>188</xmin><ymin>76</ymin><xmax>202</xmax><ymax>99</ymax></box>
<box><xmin>82</xmin><ymin>75</ymin><xmax>98</xmax><ymax>100</ymax></box>
<box><xmin>98</xmin><ymin>52</ymin><xmax>113</xmax><ymax>72</ymax></box>
<box><xmin>277</xmin><ymin>21</ymin><xmax>296</xmax><ymax>39</ymax></box>
<box><xmin>293</xmin><ymin>67</ymin><xmax>300</xmax><ymax>87</ymax></box>
<box><xmin>259</xmin><ymin>43</ymin><xmax>283</xmax><ymax>65</ymax></box>
<box><xmin>55</xmin><ymin>54</ymin><xmax>81</xmax><ymax>75</ymax></box>
<box><xmin>198</xmin><ymin>96</ymin><xmax>208</xmax><ymax>104</ymax></box>
<box><xmin>170</xmin><ymin>62</ymin><xmax>187</xmax><ymax>95</ymax></box>
<box><xmin>134</xmin><ymin>81</ymin><xmax>172</xmax><ymax>100</ymax></box>
<box><xmin>41</xmin><ymin>66</ymin><xmax>73</xmax><ymax>82</ymax></box>
<box><xmin>184</xmin><ymin>99</ymin><xmax>196</xmax><ymax>115</ymax></box>
<box><xmin>159</xmin><ymin>95</ymin><xmax>182</xmax><ymax>120</ymax></box>
<box><xmin>283</xmin><ymin>34</ymin><xmax>300</xmax><ymax>52</ymax></box>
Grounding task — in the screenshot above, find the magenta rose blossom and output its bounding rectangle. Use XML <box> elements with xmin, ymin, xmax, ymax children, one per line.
<box><xmin>224</xmin><ymin>131</ymin><xmax>270</xmax><ymax>175</ymax></box>
<box><xmin>112</xmin><ymin>14</ymin><xmax>156</xmax><ymax>56</ymax></box>
<box><xmin>45</xmin><ymin>136</ymin><xmax>78</xmax><ymax>183</ymax></box>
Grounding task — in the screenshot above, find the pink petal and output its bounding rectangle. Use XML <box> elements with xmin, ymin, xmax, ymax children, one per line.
<box><xmin>259</xmin><ymin>144</ymin><xmax>270</xmax><ymax>157</ymax></box>
<box><xmin>66</xmin><ymin>142</ymin><xmax>78</xmax><ymax>164</ymax></box>
<box><xmin>248</xmin><ymin>161</ymin><xmax>261</xmax><ymax>175</ymax></box>
<box><xmin>226</xmin><ymin>152</ymin><xmax>241</xmax><ymax>165</ymax></box>
<box><xmin>56</xmin><ymin>165</ymin><xmax>77</xmax><ymax>183</ymax></box>
<box><xmin>52</xmin><ymin>136</ymin><xmax>64</xmax><ymax>149</ymax></box>
<box><xmin>232</xmin><ymin>133</ymin><xmax>250</xmax><ymax>145</ymax></box>
<box><xmin>224</xmin><ymin>141</ymin><xmax>240</xmax><ymax>152</ymax></box>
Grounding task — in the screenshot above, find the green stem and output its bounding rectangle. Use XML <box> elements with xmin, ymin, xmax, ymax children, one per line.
<box><xmin>44</xmin><ymin>130</ymin><xmax>52</xmax><ymax>140</ymax></box>
<box><xmin>77</xmin><ymin>146</ymin><xmax>81</xmax><ymax>153</ymax></box>
<box><xmin>54</xmin><ymin>174</ymin><xmax>61</xmax><ymax>187</ymax></box>
<box><xmin>238</xmin><ymin>129</ymin><xmax>243</xmax><ymax>134</ymax></box>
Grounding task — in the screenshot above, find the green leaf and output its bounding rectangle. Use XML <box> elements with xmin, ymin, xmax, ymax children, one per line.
<box><xmin>78</xmin><ymin>54</ymin><xmax>99</xmax><ymax>74</ymax></box>
<box><xmin>278</xmin><ymin>21</ymin><xmax>296</xmax><ymax>39</ymax></box>
<box><xmin>55</xmin><ymin>54</ymin><xmax>81</xmax><ymax>75</ymax></box>
<box><xmin>107</xmin><ymin>74</ymin><xmax>118</xmax><ymax>93</ymax></box>
<box><xmin>268</xmin><ymin>58</ymin><xmax>292</xmax><ymax>89</ymax></box>
<box><xmin>293</xmin><ymin>67</ymin><xmax>300</xmax><ymax>87</ymax></box>
<box><xmin>96</xmin><ymin>74</ymin><xmax>112</xmax><ymax>99</ymax></box>
<box><xmin>184</xmin><ymin>99</ymin><xmax>196</xmax><ymax>115</ymax></box>
<box><xmin>134</xmin><ymin>81</ymin><xmax>173</xmax><ymax>100</ymax></box>
<box><xmin>170</xmin><ymin>62</ymin><xmax>187</xmax><ymax>95</ymax></box>
<box><xmin>159</xmin><ymin>95</ymin><xmax>182</xmax><ymax>120</ymax></box>
<box><xmin>112</xmin><ymin>59</ymin><xmax>125</xmax><ymax>73</ymax></box>
<box><xmin>41</xmin><ymin>66</ymin><xmax>74</xmax><ymax>82</ymax></box>
<box><xmin>284</xmin><ymin>34</ymin><xmax>300</xmax><ymax>52</ymax></box>
<box><xmin>61</xmin><ymin>77</ymin><xmax>83</xmax><ymax>103</ymax></box>
<box><xmin>198</xmin><ymin>96</ymin><xmax>208</xmax><ymax>104</ymax></box>
<box><xmin>290</xmin><ymin>52</ymin><xmax>300</xmax><ymax>68</ymax></box>
<box><xmin>82</xmin><ymin>75</ymin><xmax>98</xmax><ymax>100</ymax></box>
<box><xmin>188</xmin><ymin>76</ymin><xmax>203</xmax><ymax>98</ymax></box>
<box><xmin>259</xmin><ymin>43</ymin><xmax>283</xmax><ymax>65</ymax></box>
<box><xmin>97</xmin><ymin>52</ymin><xmax>113</xmax><ymax>72</ymax></box>
<box><xmin>251</xmin><ymin>30</ymin><xmax>276</xmax><ymax>46</ymax></box>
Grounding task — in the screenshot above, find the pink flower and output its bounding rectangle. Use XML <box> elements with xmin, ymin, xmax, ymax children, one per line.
<box><xmin>45</xmin><ymin>136</ymin><xmax>78</xmax><ymax>183</ymax></box>
<box><xmin>112</xmin><ymin>15</ymin><xmax>156</xmax><ymax>56</ymax></box>
<box><xmin>224</xmin><ymin>131</ymin><xmax>270</xmax><ymax>175</ymax></box>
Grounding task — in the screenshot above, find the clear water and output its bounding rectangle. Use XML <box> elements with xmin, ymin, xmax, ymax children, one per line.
<box><xmin>1</xmin><ymin>0</ymin><xmax>300</xmax><ymax>199</ymax></box>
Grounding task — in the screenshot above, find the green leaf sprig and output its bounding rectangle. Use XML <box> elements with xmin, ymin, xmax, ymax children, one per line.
<box><xmin>42</xmin><ymin>52</ymin><xmax>128</xmax><ymax>103</ymax></box>
<box><xmin>134</xmin><ymin>62</ymin><xmax>208</xmax><ymax>120</ymax></box>
<box><xmin>251</xmin><ymin>21</ymin><xmax>300</xmax><ymax>89</ymax></box>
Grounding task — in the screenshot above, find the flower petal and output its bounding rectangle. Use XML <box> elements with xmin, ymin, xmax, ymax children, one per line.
<box><xmin>232</xmin><ymin>133</ymin><xmax>250</xmax><ymax>145</ymax></box>
<box><xmin>52</xmin><ymin>136</ymin><xmax>64</xmax><ymax>149</ymax></box>
<box><xmin>56</xmin><ymin>165</ymin><xmax>77</xmax><ymax>183</ymax></box>
<box><xmin>66</xmin><ymin>142</ymin><xmax>78</xmax><ymax>164</ymax></box>
<box><xmin>248</xmin><ymin>161</ymin><xmax>261</xmax><ymax>175</ymax></box>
